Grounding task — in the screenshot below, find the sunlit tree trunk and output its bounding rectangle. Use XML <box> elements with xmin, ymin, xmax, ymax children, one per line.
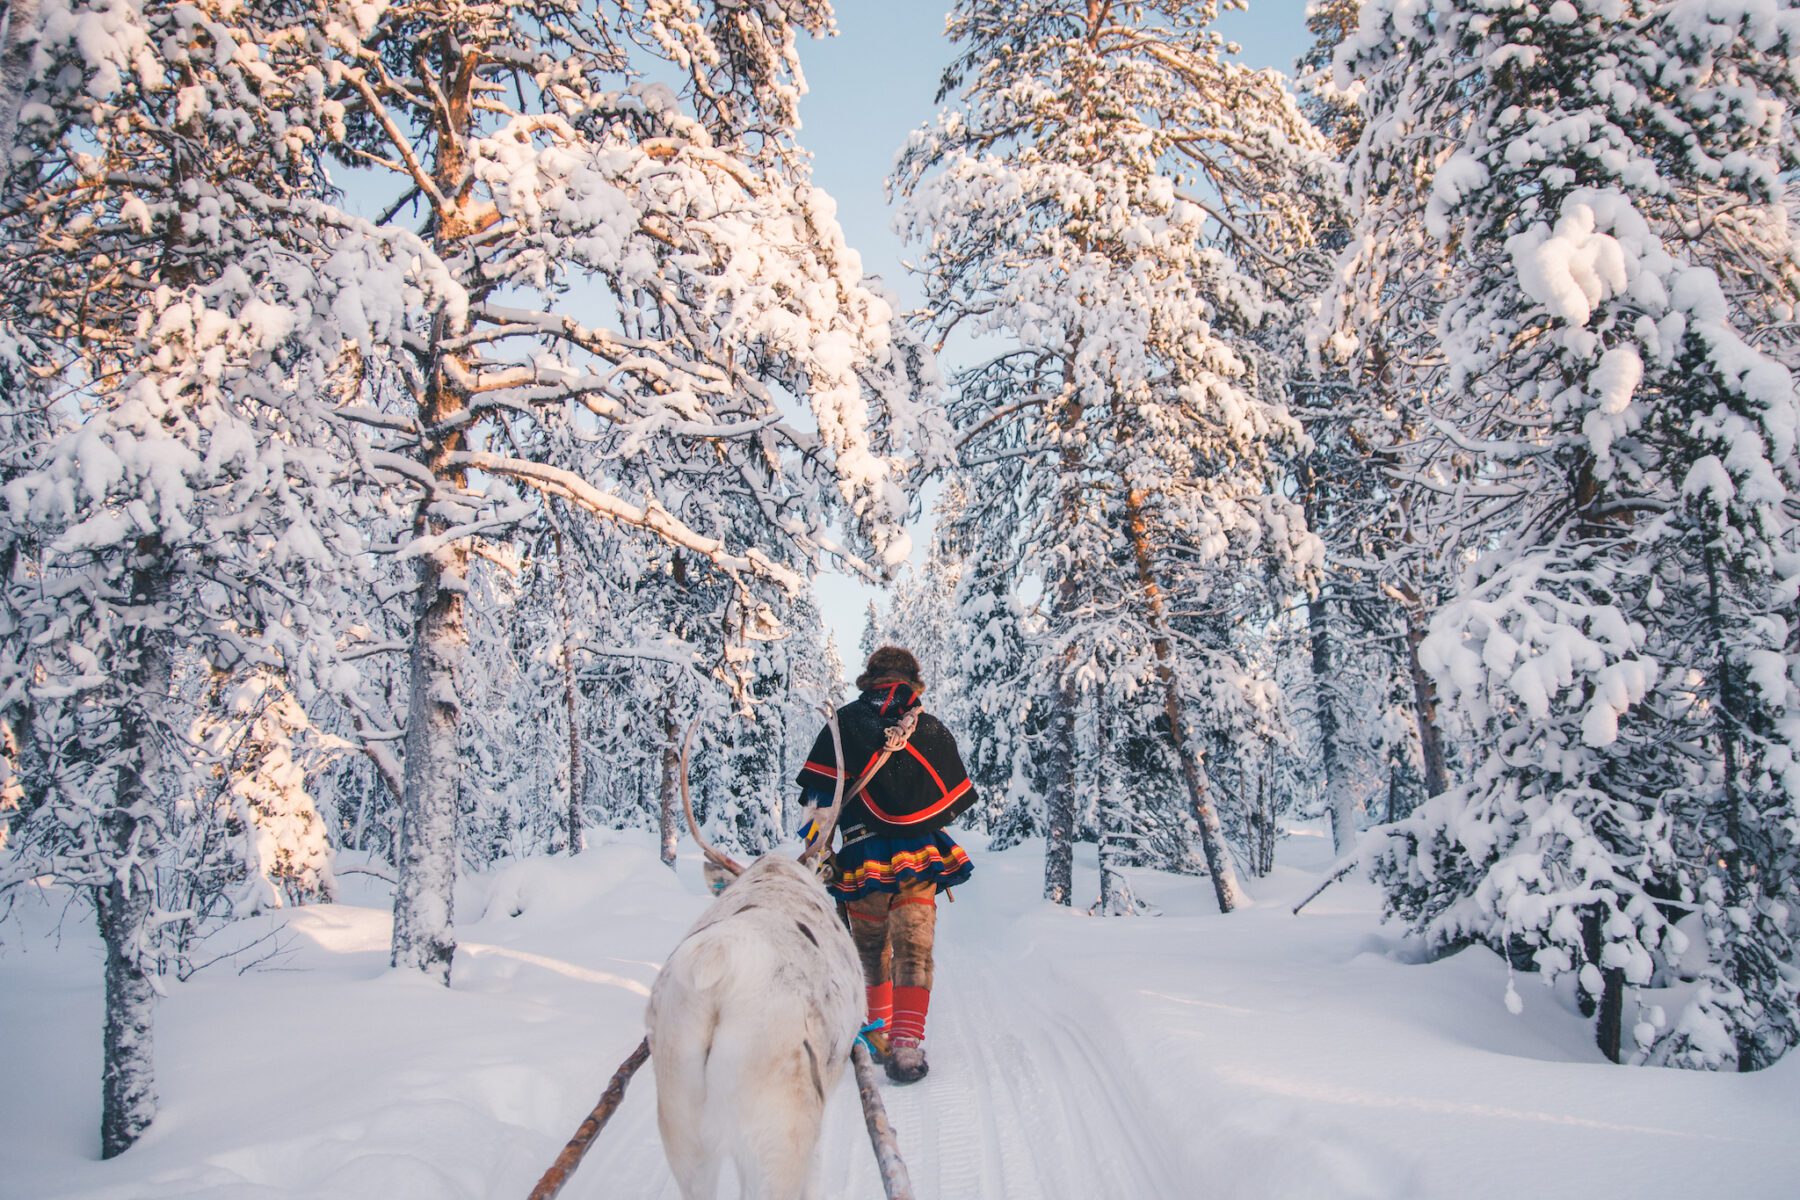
<box><xmin>1125</xmin><ymin>490</ymin><xmax>1243</xmax><ymax>913</ymax></box>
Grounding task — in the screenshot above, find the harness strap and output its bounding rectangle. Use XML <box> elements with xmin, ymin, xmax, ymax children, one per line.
<box><xmin>842</xmin><ymin>708</ymin><xmax>921</xmax><ymax>807</ymax></box>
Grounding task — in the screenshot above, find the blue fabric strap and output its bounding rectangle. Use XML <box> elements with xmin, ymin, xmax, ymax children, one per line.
<box><xmin>854</xmin><ymin>1017</ymin><xmax>886</xmax><ymax>1052</ymax></box>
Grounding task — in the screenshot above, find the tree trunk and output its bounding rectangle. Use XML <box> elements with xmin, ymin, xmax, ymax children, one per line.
<box><xmin>1310</xmin><ymin>594</ymin><xmax>1355</xmax><ymax>854</ymax></box>
<box><xmin>549</xmin><ymin>503</ymin><xmax>584</xmax><ymax>855</ymax></box>
<box><xmin>99</xmin><ymin>548</ymin><xmax>172</xmax><ymax>1157</ymax></box>
<box><xmin>659</xmin><ymin>702</ymin><xmax>680</xmax><ymax>867</ymax></box>
<box><xmin>1095</xmin><ymin>771</ymin><xmax>1137</xmax><ymax>915</ymax></box>
<box><xmin>1092</xmin><ymin>715</ymin><xmax>1136</xmax><ymax>915</ymax></box>
<box><xmin>390</xmin><ymin>544</ymin><xmax>465</xmax><ymax>982</ymax></box>
<box><xmin>1254</xmin><ymin>766</ymin><xmax>1276</xmax><ymax>876</ymax></box>
<box><xmin>390</xmin><ymin>318</ymin><xmax>469</xmax><ymax>985</ymax></box>
<box><xmin>1580</xmin><ymin>905</ymin><xmax>1625</xmax><ymax>1062</ymax></box>
<box><xmin>1402</xmin><ymin>607</ymin><xmax>1451</xmax><ymax>800</ymax></box>
<box><xmin>1123</xmin><ymin>490</ymin><xmax>1244</xmax><ymax>913</ymax></box>
<box><xmin>1041</xmin><ymin>675</ymin><xmax>1077</xmax><ymax>906</ymax></box>
<box><xmin>1703</xmin><ymin>534</ymin><xmax>1762</xmax><ymax>1070</ymax></box>
<box><xmin>97</xmin><ymin>874</ymin><xmax>156</xmax><ymax>1158</ymax></box>
<box><xmin>1297</xmin><ymin>456</ymin><xmax>1354</xmax><ymax>853</ymax></box>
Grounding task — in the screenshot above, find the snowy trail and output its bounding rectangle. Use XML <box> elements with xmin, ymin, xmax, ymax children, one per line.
<box><xmin>579</xmin><ymin>868</ymin><xmax>1192</xmax><ymax>1200</ymax></box>
<box><xmin>811</xmin><ymin>915</ymin><xmax>1190</xmax><ymax>1200</ymax></box>
<box><xmin>7</xmin><ymin>831</ymin><xmax>1799</xmax><ymax>1199</ymax></box>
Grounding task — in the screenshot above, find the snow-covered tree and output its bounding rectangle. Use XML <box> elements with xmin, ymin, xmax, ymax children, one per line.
<box><xmin>905</xmin><ymin>486</ymin><xmax>1037</xmax><ymax>842</ymax></box>
<box><xmin>896</xmin><ymin>0</ymin><xmax>1331</xmax><ymax>911</ymax></box>
<box><xmin>0</xmin><ymin>0</ymin><xmax>940</xmax><ymax>1157</ymax></box>
<box><xmin>191</xmin><ymin>672</ymin><xmax>338</xmax><ymax>913</ymax></box>
<box><xmin>858</xmin><ymin>598</ymin><xmax>882</xmax><ymax>662</ymax></box>
<box><xmin>1288</xmin><ymin>0</ymin><xmax>1466</xmax><ymax>856</ymax></box>
<box><xmin>298</xmin><ymin>0</ymin><xmax>938</xmax><ymax>980</ymax></box>
<box><xmin>1338</xmin><ymin>0</ymin><xmax>1800</xmax><ymax>1069</ymax></box>
<box><xmin>1297</xmin><ymin>0</ymin><xmax>1366</xmax><ymax>157</ymax></box>
<box><xmin>819</xmin><ymin>628</ymin><xmax>848</xmax><ymax>707</ymax></box>
<box><xmin>0</xmin><ymin>0</ymin><xmax>382</xmax><ymax>1153</ymax></box>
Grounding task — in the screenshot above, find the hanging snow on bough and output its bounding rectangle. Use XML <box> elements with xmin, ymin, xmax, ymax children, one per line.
<box><xmin>528</xmin><ymin>707</ymin><xmax>915</xmax><ymax>1200</ymax></box>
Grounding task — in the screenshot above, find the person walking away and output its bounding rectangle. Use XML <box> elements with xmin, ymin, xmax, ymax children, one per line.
<box><xmin>796</xmin><ymin>646</ymin><xmax>977</xmax><ymax>1083</ymax></box>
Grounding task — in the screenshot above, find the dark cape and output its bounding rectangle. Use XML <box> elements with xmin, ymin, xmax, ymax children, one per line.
<box><xmin>796</xmin><ymin>683</ymin><xmax>978</xmax><ymax>836</ymax></box>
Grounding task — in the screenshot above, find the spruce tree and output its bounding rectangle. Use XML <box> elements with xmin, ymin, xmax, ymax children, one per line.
<box><xmin>1340</xmin><ymin>0</ymin><xmax>1800</xmax><ymax>1068</ymax></box>
<box><xmin>299</xmin><ymin>0</ymin><xmax>936</xmax><ymax>979</ymax></box>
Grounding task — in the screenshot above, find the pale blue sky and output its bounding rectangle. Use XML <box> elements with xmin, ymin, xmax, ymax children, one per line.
<box><xmin>797</xmin><ymin>1</ymin><xmax>1319</xmax><ymax>677</ymax></box>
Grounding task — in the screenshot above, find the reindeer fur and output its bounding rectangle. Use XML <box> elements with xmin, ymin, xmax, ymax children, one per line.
<box><xmin>645</xmin><ymin>854</ymin><xmax>864</xmax><ymax>1200</ymax></box>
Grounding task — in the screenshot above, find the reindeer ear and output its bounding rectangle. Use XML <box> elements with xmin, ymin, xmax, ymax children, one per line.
<box><xmin>703</xmin><ymin>860</ymin><xmax>735</xmax><ymax>894</ymax></box>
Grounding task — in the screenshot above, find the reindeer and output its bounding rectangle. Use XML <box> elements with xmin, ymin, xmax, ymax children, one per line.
<box><xmin>645</xmin><ymin>710</ymin><xmax>913</xmax><ymax>1200</ymax></box>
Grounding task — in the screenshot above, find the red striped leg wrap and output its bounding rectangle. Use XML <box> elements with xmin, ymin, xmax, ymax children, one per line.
<box><xmin>866</xmin><ymin>980</ymin><xmax>893</xmax><ymax>1029</ymax></box>
<box><xmin>890</xmin><ymin>985</ymin><xmax>930</xmax><ymax>1046</ymax></box>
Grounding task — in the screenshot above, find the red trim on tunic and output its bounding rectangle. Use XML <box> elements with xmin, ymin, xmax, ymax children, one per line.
<box><xmin>904</xmin><ymin>742</ymin><xmax>948</xmax><ymax>792</ymax></box>
<box><xmin>861</xmin><ymin>777</ymin><xmax>973</xmax><ymax>827</ymax></box>
<box><xmin>850</xmin><ymin>750</ymin><xmax>881</xmax><ymax>793</ymax></box>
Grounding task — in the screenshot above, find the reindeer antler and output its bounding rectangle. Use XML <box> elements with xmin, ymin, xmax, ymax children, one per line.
<box><xmin>802</xmin><ymin>704</ymin><xmax>920</xmax><ymax>873</ymax></box>
<box><xmin>800</xmin><ymin>703</ymin><xmax>850</xmax><ymax>870</ymax></box>
<box><xmin>680</xmin><ymin>715</ymin><xmax>744</xmax><ymax>877</ymax></box>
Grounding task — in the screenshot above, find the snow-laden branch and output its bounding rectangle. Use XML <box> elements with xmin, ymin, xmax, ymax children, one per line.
<box><xmin>450</xmin><ymin>452</ymin><xmax>803</xmax><ymax>592</ymax></box>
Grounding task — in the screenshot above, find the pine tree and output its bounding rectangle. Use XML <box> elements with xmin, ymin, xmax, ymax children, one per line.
<box><xmin>896</xmin><ymin>0</ymin><xmax>1330</xmax><ymax>911</ymax></box>
<box><xmin>192</xmin><ymin>673</ymin><xmax>338</xmax><ymax>913</ymax></box>
<box><xmin>820</xmin><ymin>630</ymin><xmax>848</xmax><ymax>707</ymax></box>
<box><xmin>0</xmin><ymin>0</ymin><xmax>377</xmax><ymax>1152</ymax></box>
<box><xmin>859</xmin><ymin>599</ymin><xmax>882</xmax><ymax>662</ymax></box>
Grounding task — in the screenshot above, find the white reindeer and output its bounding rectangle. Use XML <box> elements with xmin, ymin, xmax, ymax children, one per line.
<box><xmin>644</xmin><ymin>712</ymin><xmax>898</xmax><ymax>1200</ymax></box>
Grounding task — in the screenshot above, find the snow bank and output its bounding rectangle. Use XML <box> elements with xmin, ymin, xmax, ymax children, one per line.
<box><xmin>2</xmin><ymin>829</ymin><xmax>1795</xmax><ymax>1197</ymax></box>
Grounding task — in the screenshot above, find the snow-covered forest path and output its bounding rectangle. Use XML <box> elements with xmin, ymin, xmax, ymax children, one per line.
<box><xmin>6</xmin><ymin>830</ymin><xmax>1799</xmax><ymax>1198</ymax></box>
<box><xmin>868</xmin><ymin>934</ymin><xmax>1191</xmax><ymax>1199</ymax></box>
<box><xmin>586</xmin><ymin>843</ymin><xmax>1197</xmax><ymax>1200</ymax></box>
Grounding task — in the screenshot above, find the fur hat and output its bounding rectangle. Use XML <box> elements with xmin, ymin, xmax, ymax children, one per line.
<box><xmin>856</xmin><ymin>644</ymin><xmax>925</xmax><ymax>693</ymax></box>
